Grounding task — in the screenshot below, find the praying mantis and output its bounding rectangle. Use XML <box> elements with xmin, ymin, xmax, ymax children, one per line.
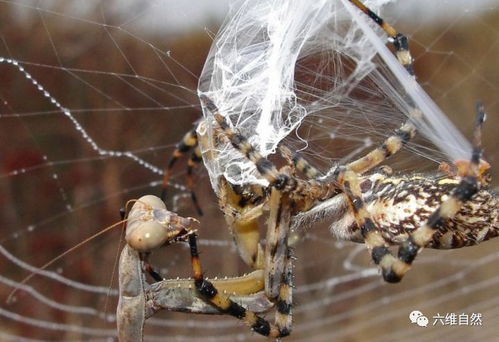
<box><xmin>116</xmin><ymin>195</ymin><xmax>273</xmax><ymax>341</ymax></box>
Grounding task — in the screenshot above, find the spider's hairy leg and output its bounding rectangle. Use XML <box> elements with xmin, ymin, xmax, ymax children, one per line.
<box><xmin>345</xmin><ymin>0</ymin><xmax>422</xmax><ymax>176</ymax></box>
<box><xmin>276</xmin><ymin>247</ymin><xmax>293</xmax><ymax>336</ymax></box>
<box><xmin>279</xmin><ymin>145</ymin><xmax>320</xmax><ymax>180</ymax></box>
<box><xmin>218</xmin><ymin>181</ymin><xmax>294</xmax><ymax>322</ymax></box>
<box><xmin>200</xmin><ymin>95</ymin><xmax>291</xmax><ymax>190</ymax></box>
<box><xmin>347</xmin><ymin>108</ymin><xmax>420</xmax><ymax>175</ymax></box>
<box><xmin>348</xmin><ymin>0</ymin><xmax>414</xmax><ymax>75</ymax></box>
<box><xmin>264</xmin><ymin>188</ymin><xmax>293</xmax><ymax>300</ymax></box>
<box><xmin>214</xmin><ymin>111</ymin><xmax>281</xmax><ymax>185</ymax></box>
<box><xmin>186</xmin><ymin>145</ymin><xmax>204</xmax><ymax>215</ymax></box>
<box><xmin>161</xmin><ymin>127</ymin><xmax>197</xmax><ymax>197</ymax></box>
<box><xmin>161</xmin><ymin>124</ymin><xmax>204</xmax><ymax>216</ymax></box>
<box><xmin>277</xmin><ymin>145</ymin><xmax>327</xmax><ymax>245</ymax></box>
<box><xmin>335</xmin><ymin>167</ymin><xmax>403</xmax><ymax>281</ymax></box>
<box><xmin>374</xmin><ymin>104</ymin><xmax>488</xmax><ymax>282</ymax></box>
<box><xmin>280</xmin><ymin>20</ymin><xmax>417</xmax><ymax>179</ymax></box>
<box><xmin>201</xmin><ymin>96</ymin><xmax>331</xmax><ymax>203</ymax></box>
<box><xmin>189</xmin><ymin>232</ymin><xmax>292</xmax><ymax>338</ymax></box>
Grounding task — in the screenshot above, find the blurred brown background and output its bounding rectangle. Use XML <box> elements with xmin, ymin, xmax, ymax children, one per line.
<box><xmin>0</xmin><ymin>1</ymin><xmax>498</xmax><ymax>341</ymax></box>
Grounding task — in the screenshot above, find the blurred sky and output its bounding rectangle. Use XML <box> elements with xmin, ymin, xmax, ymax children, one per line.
<box><xmin>13</xmin><ymin>0</ymin><xmax>499</xmax><ymax>34</ymax></box>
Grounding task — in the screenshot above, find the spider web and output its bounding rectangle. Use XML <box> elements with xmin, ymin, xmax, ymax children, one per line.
<box><xmin>0</xmin><ymin>0</ymin><xmax>498</xmax><ymax>341</ymax></box>
<box><xmin>198</xmin><ymin>0</ymin><xmax>474</xmax><ymax>191</ymax></box>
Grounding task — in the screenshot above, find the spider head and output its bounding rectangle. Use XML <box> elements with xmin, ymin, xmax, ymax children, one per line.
<box><xmin>454</xmin><ymin>158</ymin><xmax>491</xmax><ymax>185</ymax></box>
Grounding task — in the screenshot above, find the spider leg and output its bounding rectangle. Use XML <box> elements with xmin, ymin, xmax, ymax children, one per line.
<box><xmin>201</xmin><ymin>98</ymin><xmax>297</xmax><ymax>284</ymax></box>
<box><xmin>346</xmin><ymin>110</ymin><xmax>419</xmax><ymax>175</ymax></box>
<box><xmin>348</xmin><ymin>0</ymin><xmax>414</xmax><ymax>75</ymax></box>
<box><xmin>202</xmin><ymin>96</ymin><xmax>336</xmax><ymax>200</ymax></box>
<box><xmin>161</xmin><ymin>124</ymin><xmax>204</xmax><ymax>216</ymax></box>
<box><xmin>279</xmin><ymin>117</ymin><xmax>414</xmax><ymax>180</ymax></box>
<box><xmin>201</xmin><ymin>96</ymin><xmax>297</xmax><ymax>191</ymax></box>
<box><xmin>219</xmin><ymin>177</ymin><xmax>293</xmax><ymax>303</ymax></box>
<box><xmin>335</xmin><ymin>167</ymin><xmax>399</xmax><ymax>280</ymax></box>
<box><xmin>344</xmin><ymin>0</ymin><xmax>422</xmax><ymax>175</ymax></box>
<box><xmin>279</xmin><ymin>145</ymin><xmax>320</xmax><ymax>179</ymax></box>
<box><xmin>186</xmin><ymin>145</ymin><xmax>204</xmax><ymax>215</ymax></box>
<box><xmin>264</xmin><ymin>189</ymin><xmax>292</xmax><ymax>300</ymax></box>
<box><xmin>374</xmin><ymin>103</ymin><xmax>486</xmax><ymax>282</ymax></box>
<box><xmin>161</xmin><ymin>127</ymin><xmax>197</xmax><ymax>198</ymax></box>
<box><xmin>342</xmin><ymin>104</ymin><xmax>486</xmax><ymax>282</ymax></box>
<box><xmin>204</xmin><ymin>0</ymin><xmax>422</xmax><ymax>185</ymax></box>
<box><xmin>211</xmin><ymin>118</ymin><xmax>283</xmax><ymax>187</ymax></box>
<box><xmin>201</xmin><ymin>98</ymin><xmax>332</xmax><ymax>333</ymax></box>
<box><xmin>189</xmin><ymin>232</ymin><xmax>292</xmax><ymax>338</ymax></box>
<box><xmin>341</xmin><ymin>2</ymin><xmax>459</xmax><ymax>281</ymax></box>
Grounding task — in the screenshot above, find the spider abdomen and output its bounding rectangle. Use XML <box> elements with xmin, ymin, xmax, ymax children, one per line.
<box><xmin>366</xmin><ymin>174</ymin><xmax>498</xmax><ymax>249</ymax></box>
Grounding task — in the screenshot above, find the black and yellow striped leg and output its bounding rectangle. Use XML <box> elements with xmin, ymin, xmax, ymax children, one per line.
<box><xmin>336</xmin><ymin>167</ymin><xmax>401</xmax><ymax>282</ymax></box>
<box><xmin>204</xmin><ymin>99</ymin><xmax>297</xmax><ymax>302</ymax></box>
<box><xmin>279</xmin><ymin>145</ymin><xmax>320</xmax><ymax>180</ymax></box>
<box><xmin>346</xmin><ymin>113</ymin><xmax>418</xmax><ymax>175</ymax></box>
<box><xmin>375</xmin><ymin>103</ymin><xmax>486</xmax><ymax>282</ymax></box>
<box><xmin>275</xmin><ymin>247</ymin><xmax>293</xmax><ymax>335</ymax></box>
<box><xmin>348</xmin><ymin>0</ymin><xmax>414</xmax><ymax>76</ymax></box>
<box><xmin>201</xmin><ymin>95</ymin><xmax>293</xmax><ymax>191</ymax></box>
<box><xmin>345</xmin><ymin>0</ymin><xmax>421</xmax><ymax>176</ymax></box>
<box><xmin>264</xmin><ymin>189</ymin><xmax>293</xmax><ymax>300</ymax></box>
<box><xmin>161</xmin><ymin>125</ymin><xmax>204</xmax><ymax>216</ymax></box>
<box><xmin>201</xmin><ymin>96</ymin><xmax>297</xmax><ymax>281</ymax></box>
<box><xmin>341</xmin><ymin>106</ymin><xmax>484</xmax><ymax>284</ymax></box>
<box><xmin>186</xmin><ymin>146</ymin><xmax>204</xmax><ymax>216</ymax></box>
<box><xmin>161</xmin><ymin>127</ymin><xmax>198</xmax><ymax>200</ymax></box>
<box><xmin>189</xmin><ymin>233</ymin><xmax>292</xmax><ymax>338</ymax></box>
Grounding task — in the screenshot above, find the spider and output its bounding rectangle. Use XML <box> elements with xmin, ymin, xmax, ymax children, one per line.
<box><xmin>153</xmin><ymin>0</ymin><xmax>497</xmax><ymax>338</ymax></box>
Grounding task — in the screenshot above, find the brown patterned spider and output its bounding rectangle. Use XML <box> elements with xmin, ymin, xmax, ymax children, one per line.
<box><xmin>154</xmin><ymin>0</ymin><xmax>498</xmax><ymax>338</ymax></box>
